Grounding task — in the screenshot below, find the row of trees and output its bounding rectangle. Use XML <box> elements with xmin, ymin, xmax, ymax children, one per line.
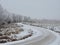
<box><xmin>0</xmin><ymin>4</ymin><xmax>36</xmax><ymax>25</ymax></box>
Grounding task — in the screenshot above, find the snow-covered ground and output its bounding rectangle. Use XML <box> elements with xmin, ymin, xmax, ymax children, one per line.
<box><xmin>19</xmin><ymin>23</ymin><xmax>60</xmax><ymax>45</ymax></box>
<box><xmin>25</xmin><ymin>22</ymin><xmax>60</xmax><ymax>34</ymax></box>
<box><xmin>0</xmin><ymin>23</ymin><xmax>60</xmax><ymax>45</ymax></box>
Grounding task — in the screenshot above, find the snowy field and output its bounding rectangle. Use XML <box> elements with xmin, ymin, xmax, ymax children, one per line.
<box><xmin>19</xmin><ymin>23</ymin><xmax>60</xmax><ymax>45</ymax></box>
<box><xmin>0</xmin><ymin>23</ymin><xmax>60</xmax><ymax>45</ymax></box>
<box><xmin>24</xmin><ymin>22</ymin><xmax>60</xmax><ymax>34</ymax></box>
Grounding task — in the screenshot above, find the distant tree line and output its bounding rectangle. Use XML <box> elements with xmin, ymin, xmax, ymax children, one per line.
<box><xmin>0</xmin><ymin>4</ymin><xmax>36</xmax><ymax>25</ymax></box>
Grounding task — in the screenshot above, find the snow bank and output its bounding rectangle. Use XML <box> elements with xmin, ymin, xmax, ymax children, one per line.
<box><xmin>0</xmin><ymin>23</ymin><xmax>60</xmax><ymax>45</ymax></box>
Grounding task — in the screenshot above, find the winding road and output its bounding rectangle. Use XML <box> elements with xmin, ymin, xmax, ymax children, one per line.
<box><xmin>0</xmin><ymin>23</ymin><xmax>60</xmax><ymax>45</ymax></box>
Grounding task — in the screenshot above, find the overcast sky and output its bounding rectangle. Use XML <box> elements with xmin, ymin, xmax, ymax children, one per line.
<box><xmin>0</xmin><ymin>0</ymin><xmax>60</xmax><ymax>20</ymax></box>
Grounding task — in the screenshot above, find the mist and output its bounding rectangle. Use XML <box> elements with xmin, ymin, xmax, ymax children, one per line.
<box><xmin>0</xmin><ymin>0</ymin><xmax>60</xmax><ymax>20</ymax></box>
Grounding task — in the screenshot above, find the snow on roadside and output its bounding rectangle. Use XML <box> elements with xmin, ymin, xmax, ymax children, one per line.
<box><xmin>17</xmin><ymin>23</ymin><xmax>43</xmax><ymax>37</ymax></box>
<box><xmin>0</xmin><ymin>23</ymin><xmax>43</xmax><ymax>45</ymax></box>
<box><xmin>17</xmin><ymin>23</ymin><xmax>60</xmax><ymax>45</ymax></box>
<box><xmin>0</xmin><ymin>23</ymin><xmax>60</xmax><ymax>45</ymax></box>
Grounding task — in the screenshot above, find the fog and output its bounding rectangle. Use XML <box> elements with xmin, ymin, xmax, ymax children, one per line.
<box><xmin>0</xmin><ymin>0</ymin><xmax>60</xmax><ymax>20</ymax></box>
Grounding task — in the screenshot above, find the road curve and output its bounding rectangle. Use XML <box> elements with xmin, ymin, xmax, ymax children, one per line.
<box><xmin>0</xmin><ymin>23</ymin><xmax>60</xmax><ymax>45</ymax></box>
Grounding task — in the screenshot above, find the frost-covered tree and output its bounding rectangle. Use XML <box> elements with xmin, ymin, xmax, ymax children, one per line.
<box><xmin>0</xmin><ymin>4</ymin><xmax>5</xmax><ymax>25</ymax></box>
<box><xmin>0</xmin><ymin>4</ymin><xmax>35</xmax><ymax>26</ymax></box>
<box><xmin>0</xmin><ymin>4</ymin><xmax>23</xmax><ymax>25</ymax></box>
